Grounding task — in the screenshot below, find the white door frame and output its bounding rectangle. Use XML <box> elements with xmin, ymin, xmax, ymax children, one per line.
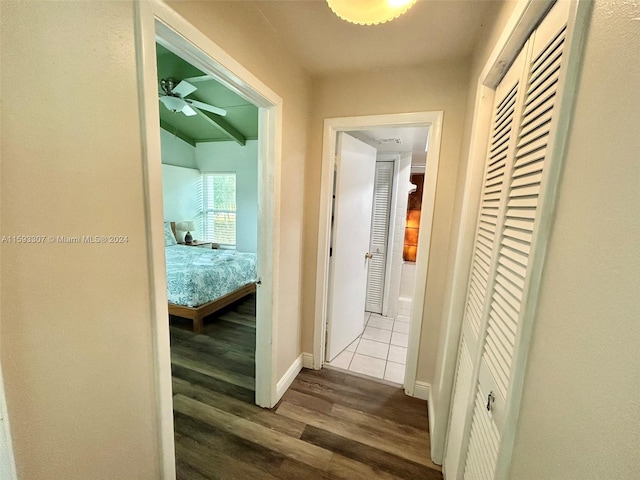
<box><xmin>0</xmin><ymin>361</ymin><xmax>17</xmax><ymax>480</ymax></box>
<box><xmin>379</xmin><ymin>151</ymin><xmax>412</xmax><ymax>320</ymax></box>
<box><xmin>313</xmin><ymin>112</ymin><xmax>443</xmax><ymax>396</ymax></box>
<box><xmin>135</xmin><ymin>2</ymin><xmax>283</xmax><ymax>478</ymax></box>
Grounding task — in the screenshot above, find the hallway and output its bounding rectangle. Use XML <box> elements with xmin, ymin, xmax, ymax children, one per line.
<box><xmin>170</xmin><ymin>297</ymin><xmax>441</xmax><ymax>479</ymax></box>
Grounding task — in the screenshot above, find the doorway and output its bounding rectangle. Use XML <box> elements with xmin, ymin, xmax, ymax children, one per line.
<box><xmin>136</xmin><ymin>2</ymin><xmax>283</xmax><ymax>476</ymax></box>
<box><xmin>314</xmin><ymin>112</ymin><xmax>443</xmax><ymax>396</ymax></box>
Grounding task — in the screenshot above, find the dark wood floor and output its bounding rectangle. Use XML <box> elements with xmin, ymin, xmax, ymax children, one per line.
<box><xmin>170</xmin><ymin>294</ymin><xmax>443</xmax><ymax>480</ymax></box>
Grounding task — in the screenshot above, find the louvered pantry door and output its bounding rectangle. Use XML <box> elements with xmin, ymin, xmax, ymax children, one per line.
<box><xmin>365</xmin><ymin>161</ymin><xmax>394</xmax><ymax>314</ymax></box>
<box><xmin>458</xmin><ymin>2</ymin><xmax>572</xmax><ymax>479</ymax></box>
<box><xmin>443</xmin><ymin>45</ymin><xmax>528</xmax><ymax>480</ymax></box>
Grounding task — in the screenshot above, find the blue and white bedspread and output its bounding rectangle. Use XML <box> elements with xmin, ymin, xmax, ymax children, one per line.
<box><xmin>165</xmin><ymin>245</ymin><xmax>257</xmax><ymax>307</ymax></box>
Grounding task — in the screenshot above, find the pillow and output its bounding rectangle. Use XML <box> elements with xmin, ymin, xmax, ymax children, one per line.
<box><xmin>164</xmin><ymin>222</ymin><xmax>177</xmax><ymax>246</ymax></box>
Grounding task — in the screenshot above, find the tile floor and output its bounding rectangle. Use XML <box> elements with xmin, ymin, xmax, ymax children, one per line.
<box><xmin>326</xmin><ymin>312</ymin><xmax>410</xmax><ymax>384</ymax></box>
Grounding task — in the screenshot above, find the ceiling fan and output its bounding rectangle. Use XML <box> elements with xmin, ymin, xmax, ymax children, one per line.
<box><xmin>158</xmin><ymin>78</ymin><xmax>227</xmax><ymax>117</ymax></box>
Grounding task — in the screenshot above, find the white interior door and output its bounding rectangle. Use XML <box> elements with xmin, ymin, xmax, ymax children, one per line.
<box><xmin>365</xmin><ymin>161</ymin><xmax>394</xmax><ymax>314</ymax></box>
<box><xmin>326</xmin><ymin>132</ymin><xmax>377</xmax><ymax>361</ymax></box>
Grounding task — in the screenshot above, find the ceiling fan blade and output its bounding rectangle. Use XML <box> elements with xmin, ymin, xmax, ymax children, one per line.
<box><xmin>181</xmin><ymin>104</ymin><xmax>198</xmax><ymax>117</ymax></box>
<box><xmin>173</xmin><ymin>80</ymin><xmax>197</xmax><ymax>98</ymax></box>
<box><xmin>183</xmin><ymin>75</ymin><xmax>214</xmax><ymax>83</ymax></box>
<box><xmin>159</xmin><ymin>95</ymin><xmax>188</xmax><ymax>113</ymax></box>
<box><xmin>186</xmin><ymin>99</ymin><xmax>227</xmax><ymax>117</ymax></box>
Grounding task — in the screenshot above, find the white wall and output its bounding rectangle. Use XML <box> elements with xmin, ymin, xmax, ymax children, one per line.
<box><xmin>399</xmin><ymin>262</ymin><xmax>416</xmax><ymax>298</ymax></box>
<box><xmin>160</xmin><ymin>128</ymin><xmax>197</xmax><ymax>169</ymax></box>
<box><xmin>161</xmin><ymin>165</ymin><xmax>201</xmax><ymax>242</ymax></box>
<box><xmin>385</xmin><ymin>152</ymin><xmax>411</xmax><ymax>318</ymax></box>
<box><xmin>195</xmin><ymin>140</ymin><xmax>258</xmax><ymax>253</ymax></box>
<box><xmin>1</xmin><ymin>2</ymin><xmax>160</xmax><ymax>478</ymax></box>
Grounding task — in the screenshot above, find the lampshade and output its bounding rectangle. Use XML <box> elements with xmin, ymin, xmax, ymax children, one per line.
<box><xmin>327</xmin><ymin>0</ymin><xmax>417</xmax><ymax>25</ymax></box>
<box><xmin>177</xmin><ymin>221</ymin><xmax>195</xmax><ymax>231</ymax></box>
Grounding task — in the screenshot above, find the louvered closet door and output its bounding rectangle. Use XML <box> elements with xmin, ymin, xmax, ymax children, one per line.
<box><xmin>443</xmin><ymin>45</ymin><xmax>528</xmax><ymax>480</ymax></box>
<box><xmin>366</xmin><ymin>161</ymin><xmax>394</xmax><ymax>314</ymax></box>
<box><xmin>444</xmin><ymin>2</ymin><xmax>572</xmax><ymax>478</ymax></box>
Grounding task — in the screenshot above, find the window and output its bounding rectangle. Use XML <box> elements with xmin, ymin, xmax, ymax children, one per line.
<box><xmin>202</xmin><ymin>173</ymin><xmax>236</xmax><ymax>246</ymax></box>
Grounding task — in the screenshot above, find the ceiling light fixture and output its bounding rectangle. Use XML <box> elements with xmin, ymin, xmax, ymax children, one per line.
<box><xmin>327</xmin><ymin>0</ymin><xmax>417</xmax><ymax>26</ymax></box>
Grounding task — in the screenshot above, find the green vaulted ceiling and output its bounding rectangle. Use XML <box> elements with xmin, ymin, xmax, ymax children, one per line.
<box><xmin>156</xmin><ymin>44</ymin><xmax>258</xmax><ymax>146</ymax></box>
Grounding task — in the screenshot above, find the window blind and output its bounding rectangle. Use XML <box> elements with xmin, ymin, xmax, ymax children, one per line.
<box><xmin>202</xmin><ymin>173</ymin><xmax>236</xmax><ymax>246</ymax></box>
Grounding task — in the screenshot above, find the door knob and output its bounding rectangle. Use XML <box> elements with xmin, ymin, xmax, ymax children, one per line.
<box><xmin>365</xmin><ymin>252</ymin><xmax>373</xmax><ymax>259</ymax></box>
<box><xmin>486</xmin><ymin>391</ymin><xmax>495</xmax><ymax>412</ymax></box>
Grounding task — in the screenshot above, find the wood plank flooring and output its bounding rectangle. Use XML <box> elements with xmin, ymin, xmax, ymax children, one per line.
<box><xmin>170</xmin><ymin>294</ymin><xmax>443</xmax><ymax>480</ymax></box>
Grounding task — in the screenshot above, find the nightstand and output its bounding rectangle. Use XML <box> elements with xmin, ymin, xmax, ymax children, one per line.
<box><xmin>179</xmin><ymin>241</ymin><xmax>213</xmax><ymax>249</ymax></box>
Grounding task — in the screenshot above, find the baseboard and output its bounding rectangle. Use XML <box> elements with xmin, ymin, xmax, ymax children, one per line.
<box><xmin>413</xmin><ymin>381</ymin><xmax>431</xmax><ymax>400</ymax></box>
<box><xmin>301</xmin><ymin>352</ymin><xmax>314</xmax><ymax>369</ymax></box>
<box><xmin>275</xmin><ymin>354</ymin><xmax>303</xmax><ymax>401</ymax></box>
<box><xmin>428</xmin><ymin>389</ymin><xmax>444</xmax><ymax>467</ymax></box>
<box><xmin>428</xmin><ymin>388</ymin><xmax>436</xmax><ymax>436</ymax></box>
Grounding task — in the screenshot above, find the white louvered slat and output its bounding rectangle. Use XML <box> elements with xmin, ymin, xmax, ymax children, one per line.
<box><xmin>495</xmin><ymin>270</ymin><xmax>524</xmax><ymax>300</ymax></box>
<box><xmin>501</xmin><ymin>236</ymin><xmax>531</xmax><ymax>256</ymax></box>
<box><xmin>502</xmin><ymin>225</ymin><xmax>533</xmax><ymax>244</ymax></box>
<box><xmin>497</xmin><ymin>262</ymin><xmax>526</xmax><ymax>290</ymax></box>
<box><xmin>512</xmin><ymin>159</ymin><xmax>544</xmax><ymax>178</ymax></box>
<box><xmin>365</xmin><ymin>162</ymin><xmax>393</xmax><ymax>314</ymax></box>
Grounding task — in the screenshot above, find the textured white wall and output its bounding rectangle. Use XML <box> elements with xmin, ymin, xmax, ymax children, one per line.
<box><xmin>1</xmin><ymin>2</ymin><xmax>160</xmax><ymax>478</ymax></box>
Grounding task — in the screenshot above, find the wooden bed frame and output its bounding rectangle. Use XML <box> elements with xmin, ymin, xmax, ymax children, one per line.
<box><xmin>167</xmin><ymin>222</ymin><xmax>257</xmax><ymax>333</ymax></box>
<box><xmin>168</xmin><ymin>283</ymin><xmax>256</xmax><ymax>334</ymax></box>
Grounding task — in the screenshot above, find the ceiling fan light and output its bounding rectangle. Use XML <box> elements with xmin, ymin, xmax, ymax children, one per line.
<box><xmin>159</xmin><ymin>95</ymin><xmax>187</xmax><ymax>113</ymax></box>
<box><xmin>327</xmin><ymin>0</ymin><xmax>417</xmax><ymax>26</ymax></box>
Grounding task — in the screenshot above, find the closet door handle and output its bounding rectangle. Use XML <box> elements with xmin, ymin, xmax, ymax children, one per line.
<box><xmin>486</xmin><ymin>391</ymin><xmax>495</xmax><ymax>412</ymax></box>
<box><xmin>364</xmin><ymin>252</ymin><xmax>373</xmax><ymax>259</ymax></box>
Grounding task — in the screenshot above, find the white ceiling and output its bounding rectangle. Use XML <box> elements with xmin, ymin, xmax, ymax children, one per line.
<box><xmin>253</xmin><ymin>0</ymin><xmax>505</xmax><ymax>75</ymax></box>
<box><xmin>350</xmin><ymin>126</ymin><xmax>429</xmax><ymax>165</ymax></box>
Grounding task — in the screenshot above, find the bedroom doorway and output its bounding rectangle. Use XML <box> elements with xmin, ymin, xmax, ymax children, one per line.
<box><xmin>136</xmin><ymin>3</ymin><xmax>283</xmax><ymax>476</ymax></box>
<box><xmin>314</xmin><ymin>112</ymin><xmax>443</xmax><ymax>398</ymax></box>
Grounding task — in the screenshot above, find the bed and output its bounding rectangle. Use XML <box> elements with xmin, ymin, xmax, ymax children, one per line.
<box><xmin>165</xmin><ymin>222</ymin><xmax>257</xmax><ymax>333</ymax></box>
